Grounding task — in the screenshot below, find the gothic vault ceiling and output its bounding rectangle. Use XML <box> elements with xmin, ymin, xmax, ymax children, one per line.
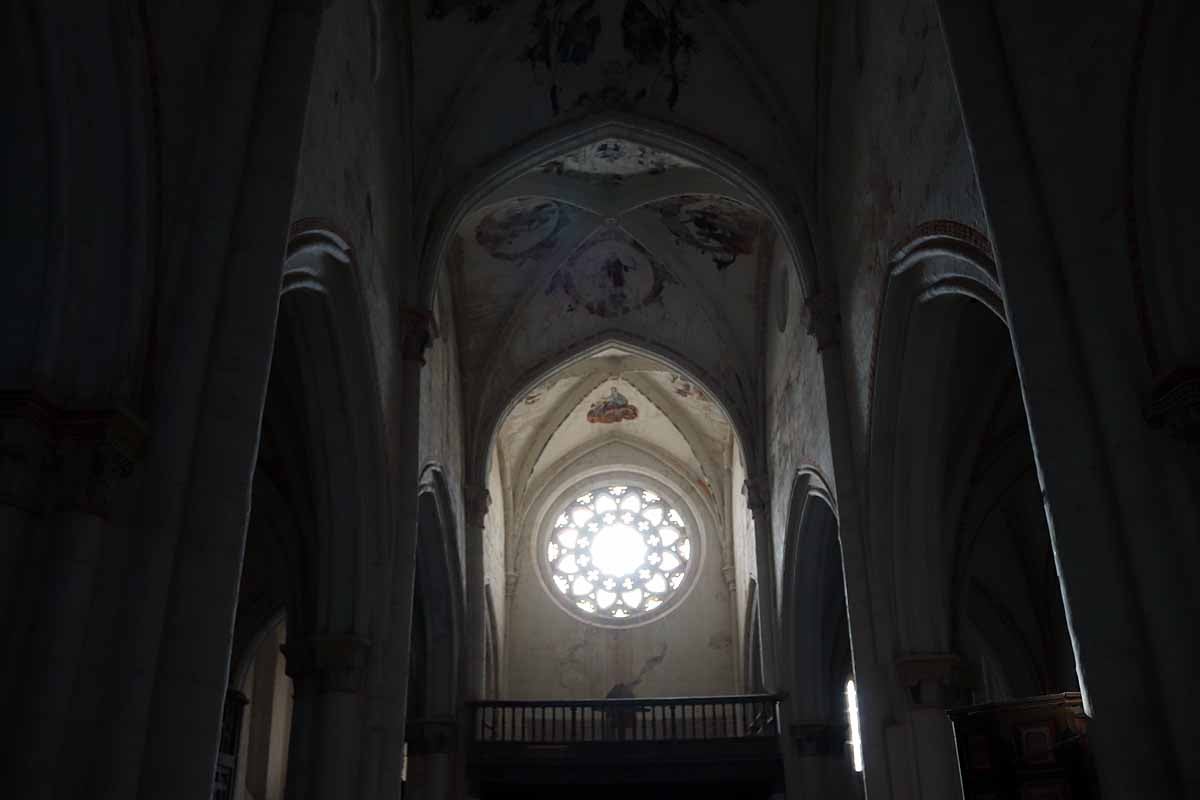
<box><xmin>449</xmin><ymin>138</ymin><xmax>774</xmax><ymax>450</ymax></box>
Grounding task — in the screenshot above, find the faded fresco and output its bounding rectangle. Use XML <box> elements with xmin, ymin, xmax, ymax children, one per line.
<box><xmin>544</xmin><ymin>229</ymin><xmax>675</xmax><ymax>317</ymax></box>
<box><xmin>475</xmin><ymin>197</ymin><xmax>572</xmax><ymax>262</ymax></box>
<box><xmin>432</xmin><ymin>1</ymin><xmax>756</xmax><ymax>113</ymax></box>
<box><xmin>586</xmin><ymin>386</ymin><xmax>640</xmax><ymax>423</ymax></box>
<box><xmin>537</xmin><ymin>138</ymin><xmax>695</xmax><ymax>182</ymax></box>
<box><xmin>650</xmin><ymin>194</ymin><xmax>764</xmax><ymax>270</ymax></box>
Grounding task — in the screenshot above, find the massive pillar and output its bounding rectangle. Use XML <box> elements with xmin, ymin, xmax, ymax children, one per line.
<box><xmin>133</xmin><ymin>3</ymin><xmax>326</xmax><ymax>797</ymax></box>
<box><xmin>359</xmin><ymin>308</ymin><xmax>432</xmax><ymax>800</ymax></box>
<box><xmin>282</xmin><ymin>635</ymin><xmax>371</xmax><ymax>799</ymax></box>
<box><xmin>807</xmin><ymin>293</ymin><xmax>881</xmax><ymax>800</ymax></box>
<box><xmin>936</xmin><ymin>3</ymin><xmax>1198</xmax><ymax>796</ymax></box>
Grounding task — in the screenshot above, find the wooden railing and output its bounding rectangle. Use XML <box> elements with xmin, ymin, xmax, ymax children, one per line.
<box><xmin>470</xmin><ymin>694</ymin><xmax>782</xmax><ymax>744</ymax></box>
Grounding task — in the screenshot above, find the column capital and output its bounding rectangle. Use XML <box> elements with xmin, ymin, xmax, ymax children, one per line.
<box><xmin>504</xmin><ymin>570</ymin><xmax>520</xmax><ymax>598</ymax></box>
<box><xmin>742</xmin><ymin>473</ymin><xmax>771</xmax><ymax>516</ymax></box>
<box><xmin>804</xmin><ymin>290</ymin><xmax>842</xmax><ymax>352</ymax></box>
<box><xmin>282</xmin><ymin>634</ymin><xmax>372</xmax><ymax>694</ymax></box>
<box><xmin>894</xmin><ymin>652</ymin><xmax>970</xmax><ymax>709</ymax></box>
<box><xmin>721</xmin><ymin>563</ymin><xmax>737</xmax><ymax>591</ymax></box>
<box><xmin>397</xmin><ymin>306</ymin><xmax>435</xmax><ymax>365</ymax></box>
<box><xmin>464</xmin><ymin>484</ymin><xmax>491</xmax><ymax>529</ymax></box>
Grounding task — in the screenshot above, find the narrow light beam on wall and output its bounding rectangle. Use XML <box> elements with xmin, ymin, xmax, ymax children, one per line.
<box><xmin>846</xmin><ymin>678</ymin><xmax>865</xmax><ymax>773</ymax></box>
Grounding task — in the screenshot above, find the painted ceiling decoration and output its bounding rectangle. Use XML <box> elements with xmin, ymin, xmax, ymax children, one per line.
<box><xmin>544</xmin><ymin>228</ymin><xmax>675</xmax><ymax>317</ymax></box>
<box><xmin>474</xmin><ymin>197</ymin><xmax>572</xmax><ymax>262</ymax></box>
<box><xmin>451</xmin><ymin>136</ymin><xmax>775</xmax><ymax>458</ymax></box>
<box><xmin>537</xmin><ymin>138</ymin><xmax>696</xmax><ymax>182</ymax></box>
<box><xmin>431</xmin><ymin>1</ymin><xmax>758</xmax><ymax>113</ymax></box>
<box><xmin>669</xmin><ymin>374</ymin><xmax>707</xmax><ymax>401</ymax></box>
<box><xmin>586</xmin><ymin>386</ymin><xmax>639</xmax><ymax>423</ymax></box>
<box><xmin>650</xmin><ymin>195</ymin><xmax>763</xmax><ymax>270</ymax></box>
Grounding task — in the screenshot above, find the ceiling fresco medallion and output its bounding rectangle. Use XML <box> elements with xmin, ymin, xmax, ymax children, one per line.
<box><xmin>538</xmin><ymin>138</ymin><xmax>695</xmax><ymax>183</ymax></box>
<box><xmin>651</xmin><ymin>194</ymin><xmax>763</xmax><ymax>270</ymax></box>
<box><xmin>475</xmin><ymin>197</ymin><xmax>570</xmax><ymax>262</ymax></box>
<box><xmin>586</xmin><ymin>386</ymin><xmax>639</xmax><ymax>424</ymax></box>
<box><xmin>545</xmin><ymin>229</ymin><xmax>675</xmax><ymax>317</ymax></box>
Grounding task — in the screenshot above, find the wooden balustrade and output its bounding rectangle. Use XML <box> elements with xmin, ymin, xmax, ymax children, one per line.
<box><xmin>469</xmin><ymin>694</ymin><xmax>781</xmax><ymax>744</ymax></box>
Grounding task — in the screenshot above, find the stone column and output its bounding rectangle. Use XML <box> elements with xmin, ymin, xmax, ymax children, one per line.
<box><xmin>502</xmin><ymin>570</ymin><xmax>518</xmax><ymax>697</ymax></box>
<box><xmin>721</xmin><ymin>563</ymin><xmax>741</xmax><ymax>689</ymax></box>
<box><xmin>463</xmin><ymin>485</ymin><xmax>491</xmax><ymax>700</ymax></box>
<box><xmin>891</xmin><ymin>654</ymin><xmax>968</xmax><ymax>800</ymax></box>
<box><xmin>404</xmin><ymin>717</ymin><xmax>459</xmax><ymax>800</ymax></box>
<box><xmin>132</xmin><ymin>3</ymin><xmax>327</xmax><ymax>799</ymax></box>
<box><xmin>282</xmin><ymin>635</ymin><xmax>371</xmax><ymax>799</ymax></box>
<box><xmin>807</xmin><ymin>292</ymin><xmax>883</xmax><ymax>800</ymax></box>
<box><xmin>0</xmin><ymin>396</ymin><xmax>146</xmax><ymax>799</ymax></box>
<box><xmin>785</xmin><ymin>723</ymin><xmax>857</xmax><ymax>800</ymax></box>
<box><xmin>935</xmin><ymin>4</ymin><xmax>1191</xmax><ymax>796</ymax></box>
<box><xmin>359</xmin><ymin>308</ymin><xmax>432</xmax><ymax>800</ymax></box>
<box><xmin>744</xmin><ymin>476</ymin><xmax>780</xmax><ymax>690</ymax></box>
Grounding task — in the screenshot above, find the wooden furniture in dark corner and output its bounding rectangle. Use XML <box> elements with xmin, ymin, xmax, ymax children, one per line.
<box><xmin>947</xmin><ymin>693</ymin><xmax>1098</xmax><ymax>799</ymax></box>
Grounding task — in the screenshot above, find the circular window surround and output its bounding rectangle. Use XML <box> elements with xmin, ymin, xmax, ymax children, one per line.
<box><xmin>530</xmin><ymin>467</ymin><xmax>709</xmax><ymax>630</ymax></box>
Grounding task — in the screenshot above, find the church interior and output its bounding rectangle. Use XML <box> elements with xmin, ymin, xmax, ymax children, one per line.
<box><xmin>2</xmin><ymin>1</ymin><xmax>1197</xmax><ymax>798</ymax></box>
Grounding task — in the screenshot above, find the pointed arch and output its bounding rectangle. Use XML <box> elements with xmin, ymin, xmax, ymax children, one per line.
<box><xmin>277</xmin><ymin>224</ymin><xmax>391</xmax><ymax>639</ymax></box>
<box><xmin>415</xmin><ymin>464</ymin><xmax>466</xmax><ymax>717</ymax></box>
<box><xmin>417</xmin><ymin>114</ymin><xmax>823</xmax><ymax>309</ymax></box>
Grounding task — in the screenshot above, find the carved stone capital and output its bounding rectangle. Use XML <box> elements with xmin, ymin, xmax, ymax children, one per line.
<box><xmin>397</xmin><ymin>306</ymin><xmax>435</xmax><ymax>365</ymax></box>
<box><xmin>282</xmin><ymin>634</ymin><xmax>372</xmax><ymax>694</ymax></box>
<box><xmin>804</xmin><ymin>291</ymin><xmax>842</xmax><ymax>352</ymax></box>
<box><xmin>789</xmin><ymin>721</ymin><xmax>848</xmax><ymax>757</ymax></box>
<box><xmin>721</xmin><ymin>563</ymin><xmax>737</xmax><ymax>591</ymax></box>
<box><xmin>1146</xmin><ymin>365</ymin><xmax>1200</xmax><ymax>443</ymax></box>
<box><xmin>742</xmin><ymin>474</ymin><xmax>770</xmax><ymax>516</ymax></box>
<box><xmin>504</xmin><ymin>570</ymin><xmax>520</xmax><ymax>598</ymax></box>
<box><xmin>0</xmin><ymin>391</ymin><xmax>146</xmax><ymax>519</ymax></box>
<box><xmin>464</xmin><ymin>484</ymin><xmax>491</xmax><ymax>529</ymax></box>
<box><xmin>895</xmin><ymin>653</ymin><xmax>969</xmax><ymax>709</ymax></box>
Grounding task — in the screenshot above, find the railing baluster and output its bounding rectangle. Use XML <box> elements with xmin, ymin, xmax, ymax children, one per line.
<box><xmin>466</xmin><ymin>694</ymin><xmax>782</xmax><ymax>749</ymax></box>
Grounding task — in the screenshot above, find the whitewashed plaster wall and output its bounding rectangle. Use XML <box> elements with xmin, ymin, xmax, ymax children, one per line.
<box><xmin>729</xmin><ymin>447</ymin><xmax>756</xmax><ymax>690</ymax></box>
<box><xmin>505</xmin><ymin>443</ymin><xmax>736</xmax><ymax>700</ymax></box>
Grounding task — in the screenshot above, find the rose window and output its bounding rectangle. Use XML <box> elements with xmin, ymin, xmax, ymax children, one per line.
<box><xmin>546</xmin><ymin>485</ymin><xmax>692</xmax><ymax>620</ymax></box>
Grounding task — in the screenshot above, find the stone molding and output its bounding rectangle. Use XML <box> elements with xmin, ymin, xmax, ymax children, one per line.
<box><xmin>397</xmin><ymin>306</ymin><xmax>435</xmax><ymax>365</ymax></box>
<box><xmin>1146</xmin><ymin>365</ymin><xmax>1200</xmax><ymax>443</ymax></box>
<box><xmin>464</xmin><ymin>483</ymin><xmax>492</xmax><ymax>529</ymax></box>
<box><xmin>504</xmin><ymin>570</ymin><xmax>519</xmax><ymax>599</ymax></box>
<box><xmin>282</xmin><ymin>634</ymin><xmax>372</xmax><ymax>694</ymax></box>
<box><xmin>895</xmin><ymin>653</ymin><xmax>970</xmax><ymax>709</ymax></box>
<box><xmin>0</xmin><ymin>390</ymin><xmax>146</xmax><ymax>519</ymax></box>
<box><xmin>743</xmin><ymin>474</ymin><xmax>770</xmax><ymax>516</ymax></box>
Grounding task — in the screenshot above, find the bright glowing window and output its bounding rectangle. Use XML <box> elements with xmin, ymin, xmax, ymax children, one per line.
<box><xmin>547</xmin><ymin>485</ymin><xmax>692</xmax><ymax>621</ymax></box>
<box><xmin>846</xmin><ymin>678</ymin><xmax>864</xmax><ymax>772</ymax></box>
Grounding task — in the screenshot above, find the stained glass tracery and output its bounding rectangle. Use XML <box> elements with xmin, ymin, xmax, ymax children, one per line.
<box><xmin>547</xmin><ymin>485</ymin><xmax>692</xmax><ymax>620</ymax></box>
